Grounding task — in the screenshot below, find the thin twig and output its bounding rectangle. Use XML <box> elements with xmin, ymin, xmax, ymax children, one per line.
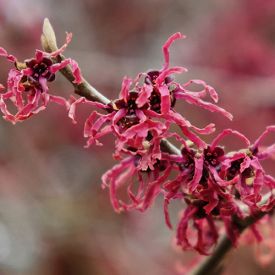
<box><xmin>189</xmin><ymin>193</ymin><xmax>274</xmax><ymax>275</ymax></box>
<box><xmin>57</xmin><ymin>60</ymin><xmax>110</xmax><ymax>104</ymax></box>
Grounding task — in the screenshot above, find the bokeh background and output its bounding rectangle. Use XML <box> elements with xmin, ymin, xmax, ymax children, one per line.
<box><xmin>0</xmin><ymin>0</ymin><xmax>274</xmax><ymax>274</ymax></box>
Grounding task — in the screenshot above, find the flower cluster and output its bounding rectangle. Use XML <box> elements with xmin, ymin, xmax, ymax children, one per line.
<box><xmin>163</xmin><ymin>128</ymin><xmax>275</xmax><ymax>254</ymax></box>
<box><xmin>70</xmin><ymin>33</ymin><xmax>232</xmax><ymax>168</ymax></box>
<box><xmin>0</xmin><ymin>29</ymin><xmax>274</xmax><ymax>256</ymax></box>
<box><xmin>74</xmin><ymin>33</ymin><xmax>273</xmax><ymax>254</ymax></box>
<box><xmin>0</xmin><ymin>33</ymin><xmax>81</xmax><ymax>123</ymax></box>
<box><xmin>102</xmin><ymin>126</ymin><xmax>275</xmax><ymax>254</ymax></box>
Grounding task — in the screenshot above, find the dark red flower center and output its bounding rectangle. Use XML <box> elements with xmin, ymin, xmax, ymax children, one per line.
<box><xmin>204</xmin><ymin>146</ymin><xmax>224</xmax><ymax>167</ymax></box>
<box><xmin>145</xmin><ymin>70</ymin><xmax>174</xmax><ymax>85</ymax></box>
<box><xmin>149</xmin><ymin>89</ymin><xmax>162</xmax><ymax>113</ymax></box>
<box><xmin>241</xmin><ymin>167</ymin><xmax>255</xmax><ymax>185</ymax></box>
<box><xmin>227</xmin><ymin>158</ymin><xmax>254</xmax><ymax>184</ymax></box>
<box><xmin>26</xmin><ymin>57</ymin><xmax>55</xmax><ymax>82</ymax></box>
<box><xmin>226</xmin><ymin>159</ymin><xmax>243</xmax><ymax>180</ymax></box>
<box><xmin>145</xmin><ymin>70</ymin><xmax>176</xmax><ymax>113</ymax></box>
<box><xmin>180</xmin><ymin>147</ymin><xmax>196</xmax><ymax>171</ymax></box>
<box><xmin>115</xmin><ymin>92</ymin><xmax>140</xmax><ymax>130</ymax></box>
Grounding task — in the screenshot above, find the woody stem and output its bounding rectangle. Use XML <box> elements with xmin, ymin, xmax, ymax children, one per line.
<box><xmin>189</xmin><ymin>193</ymin><xmax>274</xmax><ymax>275</ymax></box>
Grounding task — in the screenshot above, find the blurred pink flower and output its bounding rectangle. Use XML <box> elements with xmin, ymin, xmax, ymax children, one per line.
<box><xmin>197</xmin><ymin>0</ymin><xmax>275</xmax><ymax>77</ymax></box>
<box><xmin>101</xmin><ymin>156</ymin><xmax>172</xmax><ymax>213</ymax></box>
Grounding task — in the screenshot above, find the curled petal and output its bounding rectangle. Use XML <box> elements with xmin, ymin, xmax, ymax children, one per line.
<box><xmin>49</xmin><ymin>59</ymin><xmax>71</xmax><ymax>73</ymax></box>
<box><xmin>263</xmin><ymin>175</ymin><xmax>275</xmax><ymax>189</ymax></box>
<box><xmin>174</xmin><ymin>91</ymin><xmax>233</xmax><ymax>121</ymax></box>
<box><xmin>50</xmin><ymin>58</ymin><xmax>82</xmax><ymax>84</ymax></box>
<box><xmin>0</xmin><ymin>96</ymin><xmax>16</xmax><ymax>123</ymax></box>
<box><xmin>119</xmin><ymin>77</ymin><xmax>132</xmax><ymax>102</ymax></box>
<box><xmin>70</xmin><ymin>59</ymin><xmax>82</xmax><ymax>84</ymax></box>
<box><xmin>39</xmin><ymin>77</ymin><xmax>49</xmax><ymax>93</ymax></box>
<box><xmin>141</xmin><ymin>165</ymin><xmax>172</xmax><ymax>211</ymax></box>
<box><xmin>194</xmin><ymin>217</ymin><xmax>219</xmax><ymax>255</ymax></box>
<box><xmin>35</xmin><ymin>50</ymin><xmax>44</xmax><ymax>62</ymax></box>
<box><xmin>183</xmin><ymin>79</ymin><xmax>219</xmax><ymax>103</ymax></box>
<box><xmin>176</xmin><ymin>206</ymin><xmax>218</xmax><ymax>255</ymax></box>
<box><xmin>240</xmin><ymin>157</ymin><xmax>251</xmax><ymax>173</ymax></box>
<box><xmin>123</xmin><ymin>120</ymin><xmax>166</xmax><ymax>140</ymax></box>
<box><xmin>257</xmin><ymin>144</ymin><xmax>275</xmax><ymax>160</ymax></box>
<box><xmin>209</xmin><ymin>166</ymin><xmax>238</xmax><ymax>187</ymax></box>
<box><xmin>50</xmin><ymin>32</ymin><xmax>73</xmax><ymax>57</ymax></box>
<box><xmin>69</xmin><ymin>96</ymin><xmax>107</xmax><ymax>124</ymax></box>
<box><xmin>253</xmin><ymin>126</ymin><xmax>275</xmax><ymax>150</ymax></box>
<box><xmin>162</xmin><ymin>32</ymin><xmax>185</xmax><ymax>70</ymax></box>
<box><xmin>159</xmin><ymin>85</ymin><xmax>170</xmax><ymax>114</ymax></box>
<box><xmin>112</xmin><ymin>108</ymin><xmax>127</xmax><ymax>135</ymax></box>
<box><xmin>210</xmin><ymin>129</ymin><xmax>250</xmax><ymax>149</ymax></box>
<box><xmin>0</xmin><ymin>47</ymin><xmax>16</xmax><ymax>62</ymax></box>
<box><xmin>49</xmin><ymin>95</ymin><xmax>70</xmax><ymax>109</ymax></box>
<box><xmin>176</xmin><ymin>206</ymin><xmax>197</xmax><ymax>250</ymax></box>
<box><xmin>222</xmin><ymin>151</ymin><xmax>247</xmax><ymax>171</ymax></box>
<box><xmin>164</xmin><ymin>198</ymin><xmax>173</xmax><ymax>229</ymax></box>
<box><xmin>191</xmin><ymin>123</ymin><xmax>216</xmax><ymax>135</ymax></box>
<box><xmin>188</xmin><ymin>155</ymin><xmax>204</xmax><ymax>191</ymax></box>
<box><xmin>84</xmin><ymin>111</ymin><xmax>114</xmax><ymax>147</ymax></box>
<box><xmin>136</xmin><ymin>84</ymin><xmax>153</xmax><ymax>108</ymax></box>
<box><xmin>180</xmin><ymin>126</ymin><xmax>207</xmax><ymax>149</ymax></box>
<box><xmin>155</xmin><ymin>109</ymin><xmax>206</xmax><ymax>148</ymax></box>
<box><xmin>157</xmin><ymin>66</ymin><xmax>187</xmax><ymax>84</ymax></box>
<box><xmin>102</xmin><ymin>157</ymin><xmax>136</xmax><ymax>212</ymax></box>
<box><xmin>166</xmin><ymin>132</ymin><xmax>192</xmax><ymax>151</ymax></box>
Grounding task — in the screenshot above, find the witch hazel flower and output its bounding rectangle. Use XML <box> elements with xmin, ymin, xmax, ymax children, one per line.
<box><xmin>70</xmin><ymin>79</ymin><xmax>171</xmax><ymax>171</ymax></box>
<box><xmin>219</xmin><ymin>126</ymin><xmax>275</xmax><ymax>212</ymax></box>
<box><xmin>0</xmin><ymin>33</ymin><xmax>82</xmax><ymax>124</ymax></box>
<box><xmin>162</xmin><ymin>127</ymin><xmax>275</xmax><ymax>254</ymax></box>
<box><xmin>162</xmin><ymin>142</ymin><xmax>228</xmax><ymax>254</ymax></box>
<box><xmin>101</xmin><ymin>155</ymin><xmax>173</xmax><ymax>213</ymax></box>
<box><xmin>70</xmin><ymin>32</ymin><xmax>232</xmax><ymax>163</ymax></box>
<box><xmin>126</xmin><ymin>33</ymin><xmax>232</xmax><ymax>147</ymax></box>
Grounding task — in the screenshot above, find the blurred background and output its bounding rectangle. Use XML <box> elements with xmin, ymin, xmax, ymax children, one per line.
<box><xmin>0</xmin><ymin>0</ymin><xmax>274</xmax><ymax>274</ymax></box>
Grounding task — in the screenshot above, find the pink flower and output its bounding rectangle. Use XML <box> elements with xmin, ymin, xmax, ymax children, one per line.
<box><xmin>101</xmin><ymin>155</ymin><xmax>172</xmax><ymax>213</ymax></box>
<box><xmin>134</xmin><ymin>33</ymin><xmax>232</xmax><ymax>147</ymax></box>
<box><xmin>176</xmin><ymin>204</ymin><xmax>219</xmax><ymax>255</ymax></box>
<box><xmin>216</xmin><ymin>127</ymin><xmax>275</xmax><ymax>212</ymax></box>
<box><xmin>163</xmin><ymin>127</ymin><xmax>275</xmax><ymax>254</ymax></box>
<box><xmin>0</xmin><ymin>33</ymin><xmax>82</xmax><ymax>123</ymax></box>
<box><xmin>70</xmin><ymin>32</ymin><xmax>232</xmax><ymax>169</ymax></box>
<box><xmin>162</xmin><ymin>144</ymin><xmax>235</xmax><ymax>253</ymax></box>
<box><xmin>70</xmin><ymin>82</ymin><xmax>170</xmax><ymax>170</ymax></box>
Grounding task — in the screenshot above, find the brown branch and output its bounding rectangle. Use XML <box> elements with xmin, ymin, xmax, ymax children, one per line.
<box><xmin>189</xmin><ymin>193</ymin><xmax>274</xmax><ymax>275</ymax></box>
<box><xmin>59</xmin><ymin>64</ymin><xmax>110</xmax><ymax>104</ymax></box>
